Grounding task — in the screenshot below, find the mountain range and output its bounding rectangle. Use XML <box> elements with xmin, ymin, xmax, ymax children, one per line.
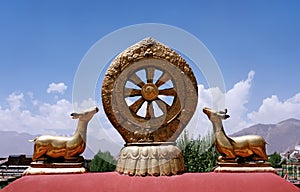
<box><xmin>230</xmin><ymin>118</ymin><xmax>300</xmax><ymax>154</ymax></box>
<box><xmin>0</xmin><ymin>118</ymin><xmax>299</xmax><ymax>158</ymax></box>
<box><xmin>0</xmin><ymin>131</ymin><xmax>34</xmax><ymax>157</ymax></box>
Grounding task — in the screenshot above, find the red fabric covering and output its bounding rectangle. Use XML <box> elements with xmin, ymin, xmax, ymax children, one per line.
<box><xmin>1</xmin><ymin>172</ymin><xmax>299</xmax><ymax>192</ymax></box>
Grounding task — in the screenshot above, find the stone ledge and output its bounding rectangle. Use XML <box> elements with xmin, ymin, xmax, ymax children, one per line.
<box><xmin>23</xmin><ymin>167</ymin><xmax>86</xmax><ymax>175</ymax></box>
<box><xmin>214</xmin><ymin>164</ymin><xmax>276</xmax><ymax>173</ymax></box>
<box><xmin>30</xmin><ymin>162</ymin><xmax>83</xmax><ymax>168</ymax></box>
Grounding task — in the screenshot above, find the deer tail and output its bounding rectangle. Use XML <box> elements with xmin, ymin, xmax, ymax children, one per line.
<box><xmin>28</xmin><ymin>138</ymin><xmax>37</xmax><ymax>142</ymax></box>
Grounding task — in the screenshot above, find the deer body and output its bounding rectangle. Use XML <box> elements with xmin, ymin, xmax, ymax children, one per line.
<box><xmin>31</xmin><ymin>107</ymin><xmax>98</xmax><ymax>161</ymax></box>
<box><xmin>203</xmin><ymin>107</ymin><xmax>268</xmax><ymax>162</ymax></box>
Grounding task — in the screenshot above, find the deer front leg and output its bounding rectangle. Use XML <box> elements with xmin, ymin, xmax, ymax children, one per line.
<box><xmin>251</xmin><ymin>146</ymin><xmax>268</xmax><ymax>161</ymax></box>
<box><xmin>218</xmin><ymin>147</ymin><xmax>236</xmax><ymax>163</ymax></box>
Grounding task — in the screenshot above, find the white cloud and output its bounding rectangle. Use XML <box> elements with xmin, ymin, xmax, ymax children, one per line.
<box><xmin>186</xmin><ymin>70</ymin><xmax>255</xmax><ymax>137</ymax></box>
<box><xmin>74</xmin><ymin>98</ymin><xmax>98</xmax><ymax>111</ymax></box>
<box><xmin>222</xmin><ymin>70</ymin><xmax>255</xmax><ymax>134</ymax></box>
<box><xmin>0</xmin><ymin>93</ymin><xmax>75</xmax><ymax>135</ymax></box>
<box><xmin>185</xmin><ymin>85</ymin><xmax>223</xmax><ymax>138</ymax></box>
<box><xmin>248</xmin><ymin>93</ymin><xmax>300</xmax><ymax>124</ymax></box>
<box><xmin>47</xmin><ymin>82</ymin><xmax>67</xmax><ymax>94</ymax></box>
<box><xmin>6</xmin><ymin>92</ymin><xmax>24</xmax><ymax>111</ymax></box>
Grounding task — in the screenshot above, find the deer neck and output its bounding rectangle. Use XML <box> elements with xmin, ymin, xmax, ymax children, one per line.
<box><xmin>74</xmin><ymin>120</ymin><xmax>89</xmax><ymax>140</ymax></box>
<box><xmin>211</xmin><ymin>119</ymin><xmax>232</xmax><ymax>148</ymax></box>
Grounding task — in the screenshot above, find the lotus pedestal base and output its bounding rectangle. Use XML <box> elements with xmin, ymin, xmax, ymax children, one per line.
<box><xmin>116</xmin><ymin>143</ymin><xmax>185</xmax><ymax>176</ymax></box>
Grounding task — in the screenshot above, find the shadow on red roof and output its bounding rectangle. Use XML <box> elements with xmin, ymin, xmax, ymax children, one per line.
<box><xmin>1</xmin><ymin>172</ymin><xmax>299</xmax><ymax>192</ymax></box>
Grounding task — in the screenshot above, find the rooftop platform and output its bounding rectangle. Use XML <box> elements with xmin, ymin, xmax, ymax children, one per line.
<box><xmin>1</xmin><ymin>172</ymin><xmax>299</xmax><ymax>192</ymax></box>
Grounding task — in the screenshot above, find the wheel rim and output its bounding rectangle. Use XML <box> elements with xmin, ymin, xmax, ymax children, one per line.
<box><xmin>102</xmin><ymin>38</ymin><xmax>198</xmax><ymax>143</ymax></box>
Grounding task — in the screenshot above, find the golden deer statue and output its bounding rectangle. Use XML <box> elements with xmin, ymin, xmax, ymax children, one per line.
<box><xmin>30</xmin><ymin>106</ymin><xmax>99</xmax><ymax>161</ymax></box>
<box><xmin>203</xmin><ymin>107</ymin><xmax>268</xmax><ymax>163</ymax></box>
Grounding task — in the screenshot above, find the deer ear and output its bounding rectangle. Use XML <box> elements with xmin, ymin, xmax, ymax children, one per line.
<box><xmin>70</xmin><ymin>113</ymin><xmax>80</xmax><ymax>119</ymax></box>
<box><xmin>225</xmin><ymin>114</ymin><xmax>230</xmax><ymax>119</ymax></box>
<box><xmin>218</xmin><ymin>111</ymin><xmax>225</xmax><ymax>115</ymax></box>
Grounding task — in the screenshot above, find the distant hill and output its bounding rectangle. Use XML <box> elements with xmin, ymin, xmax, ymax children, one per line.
<box><xmin>231</xmin><ymin>118</ymin><xmax>300</xmax><ymax>154</ymax></box>
<box><xmin>0</xmin><ymin>131</ymin><xmax>35</xmax><ymax>157</ymax></box>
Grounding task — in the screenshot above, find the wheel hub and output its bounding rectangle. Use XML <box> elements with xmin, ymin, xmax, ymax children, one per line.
<box><xmin>141</xmin><ymin>83</ymin><xmax>159</xmax><ymax>101</ymax></box>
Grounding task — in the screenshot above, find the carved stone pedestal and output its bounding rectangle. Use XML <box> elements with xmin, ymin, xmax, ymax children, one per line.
<box><xmin>23</xmin><ymin>157</ymin><xmax>87</xmax><ymax>175</ymax></box>
<box><xmin>214</xmin><ymin>162</ymin><xmax>276</xmax><ymax>173</ymax></box>
<box><xmin>116</xmin><ymin>142</ymin><xmax>185</xmax><ymax>176</ymax></box>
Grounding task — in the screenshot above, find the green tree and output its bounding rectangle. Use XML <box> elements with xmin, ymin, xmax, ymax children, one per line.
<box><xmin>177</xmin><ymin>130</ymin><xmax>219</xmax><ymax>172</ymax></box>
<box><xmin>89</xmin><ymin>150</ymin><xmax>117</xmax><ymax>172</ymax></box>
<box><xmin>268</xmin><ymin>152</ymin><xmax>282</xmax><ymax>168</ymax></box>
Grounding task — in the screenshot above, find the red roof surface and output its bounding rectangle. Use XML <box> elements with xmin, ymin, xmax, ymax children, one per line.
<box><xmin>1</xmin><ymin>172</ymin><xmax>299</xmax><ymax>192</ymax></box>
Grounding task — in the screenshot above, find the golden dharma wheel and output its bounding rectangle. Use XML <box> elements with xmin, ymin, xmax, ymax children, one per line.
<box><xmin>102</xmin><ymin>38</ymin><xmax>198</xmax><ymax>143</ymax></box>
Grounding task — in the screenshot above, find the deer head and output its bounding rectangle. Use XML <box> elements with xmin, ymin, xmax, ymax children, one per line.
<box><xmin>70</xmin><ymin>106</ymin><xmax>99</xmax><ymax>121</ymax></box>
<box><xmin>203</xmin><ymin>107</ymin><xmax>230</xmax><ymax>122</ymax></box>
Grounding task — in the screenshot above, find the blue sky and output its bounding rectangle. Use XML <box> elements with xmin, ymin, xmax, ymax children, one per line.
<box><xmin>0</xmin><ymin>1</ymin><xmax>300</xmax><ymax>154</ymax></box>
<box><xmin>1</xmin><ymin>1</ymin><xmax>300</xmax><ymax>107</ymax></box>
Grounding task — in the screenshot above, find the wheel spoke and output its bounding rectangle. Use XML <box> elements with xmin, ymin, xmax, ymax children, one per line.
<box><xmin>128</xmin><ymin>73</ymin><xmax>145</xmax><ymax>88</ymax></box>
<box><xmin>124</xmin><ymin>88</ymin><xmax>142</xmax><ymax>97</ymax></box>
<box><xmin>129</xmin><ymin>97</ymin><xmax>145</xmax><ymax>113</ymax></box>
<box><xmin>155</xmin><ymin>72</ymin><xmax>171</xmax><ymax>87</ymax></box>
<box><xmin>159</xmin><ymin>88</ymin><xmax>177</xmax><ymax>96</ymax></box>
<box><xmin>146</xmin><ymin>67</ymin><xmax>155</xmax><ymax>83</ymax></box>
<box><xmin>145</xmin><ymin>102</ymin><xmax>155</xmax><ymax>120</ymax></box>
<box><xmin>155</xmin><ymin>98</ymin><xmax>171</xmax><ymax>114</ymax></box>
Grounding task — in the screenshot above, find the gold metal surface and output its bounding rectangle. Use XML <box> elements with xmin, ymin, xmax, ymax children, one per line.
<box><xmin>101</xmin><ymin>38</ymin><xmax>198</xmax><ymax>176</ymax></box>
<box><xmin>101</xmin><ymin>38</ymin><xmax>198</xmax><ymax>143</ymax></box>
<box><xmin>141</xmin><ymin>83</ymin><xmax>159</xmax><ymax>101</ymax></box>
<box><xmin>31</xmin><ymin>107</ymin><xmax>99</xmax><ymax>161</ymax></box>
<box><xmin>203</xmin><ymin>107</ymin><xmax>268</xmax><ymax>162</ymax></box>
